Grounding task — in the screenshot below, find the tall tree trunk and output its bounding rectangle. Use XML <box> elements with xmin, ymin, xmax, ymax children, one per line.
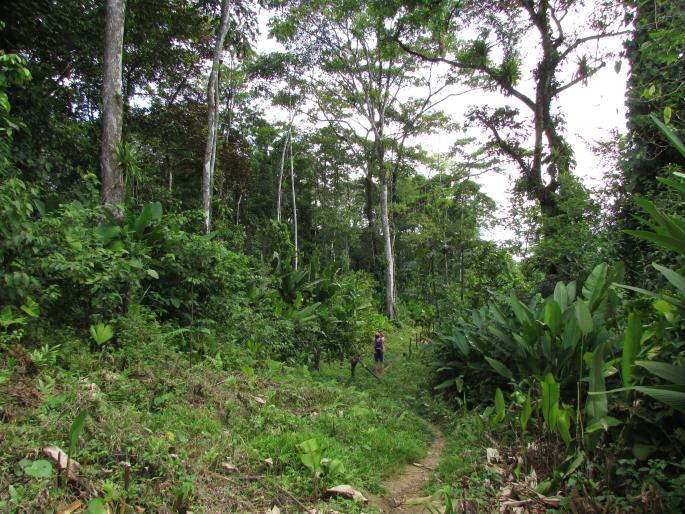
<box><xmin>235</xmin><ymin>191</ymin><xmax>242</xmax><ymax>224</ymax></box>
<box><xmin>100</xmin><ymin>0</ymin><xmax>127</xmax><ymax>219</ymax></box>
<box><xmin>364</xmin><ymin>160</ymin><xmax>377</xmax><ymax>271</ymax></box>
<box><xmin>289</xmin><ymin>135</ymin><xmax>299</xmax><ymax>269</ymax></box>
<box><xmin>202</xmin><ymin>0</ymin><xmax>230</xmax><ymax>234</ymax></box>
<box><xmin>377</xmin><ymin>139</ymin><xmax>395</xmax><ymax>319</ymax></box>
<box><xmin>276</xmin><ymin>131</ymin><xmax>289</xmax><ymax>222</ymax></box>
<box><xmin>277</xmin><ymin>96</ymin><xmax>294</xmax><ymax>222</ymax></box>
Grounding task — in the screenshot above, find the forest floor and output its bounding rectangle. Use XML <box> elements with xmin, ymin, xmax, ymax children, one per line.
<box><xmin>3</xmin><ymin>324</ymin><xmax>479</xmax><ymax>513</ymax></box>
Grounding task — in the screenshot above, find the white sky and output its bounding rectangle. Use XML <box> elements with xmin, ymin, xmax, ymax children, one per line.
<box><xmin>254</xmin><ymin>7</ymin><xmax>630</xmax><ymax>243</ymax></box>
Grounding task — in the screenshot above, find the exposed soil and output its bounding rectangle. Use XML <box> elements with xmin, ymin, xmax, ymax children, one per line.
<box><xmin>369</xmin><ymin>423</ymin><xmax>446</xmax><ymax>513</ymax></box>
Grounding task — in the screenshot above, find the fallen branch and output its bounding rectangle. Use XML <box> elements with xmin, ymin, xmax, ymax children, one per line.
<box><xmin>358</xmin><ymin>359</ymin><xmax>382</xmax><ymax>381</ymax></box>
<box><xmin>203</xmin><ymin>468</ymin><xmax>309</xmax><ymax>511</ymax></box>
<box><xmin>263</xmin><ymin>476</ymin><xmax>311</xmax><ymax>512</ymax></box>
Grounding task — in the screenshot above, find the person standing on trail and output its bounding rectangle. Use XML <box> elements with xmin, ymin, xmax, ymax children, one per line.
<box><xmin>373</xmin><ymin>331</ymin><xmax>385</xmax><ymax>374</ymax></box>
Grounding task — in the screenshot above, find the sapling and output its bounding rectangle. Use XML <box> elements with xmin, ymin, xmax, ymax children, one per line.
<box><xmin>296</xmin><ymin>438</ymin><xmax>344</xmax><ymax>497</ymax></box>
<box><xmin>65</xmin><ymin>410</ymin><xmax>88</xmax><ymax>484</ymax></box>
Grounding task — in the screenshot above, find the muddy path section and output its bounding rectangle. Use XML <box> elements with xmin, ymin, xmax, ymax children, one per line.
<box><xmin>369</xmin><ymin>423</ymin><xmax>446</xmax><ymax>513</ymax></box>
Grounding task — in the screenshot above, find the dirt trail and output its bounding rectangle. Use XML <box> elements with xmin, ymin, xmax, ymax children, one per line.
<box><xmin>369</xmin><ymin>424</ymin><xmax>446</xmax><ymax>513</ymax></box>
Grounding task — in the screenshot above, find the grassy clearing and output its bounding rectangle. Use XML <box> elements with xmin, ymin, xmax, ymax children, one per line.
<box><xmin>0</xmin><ymin>325</ymin><xmax>438</xmax><ymax>513</ymax></box>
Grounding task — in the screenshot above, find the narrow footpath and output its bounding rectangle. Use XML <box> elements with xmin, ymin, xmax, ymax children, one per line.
<box><xmin>369</xmin><ymin>424</ymin><xmax>446</xmax><ymax>513</ymax></box>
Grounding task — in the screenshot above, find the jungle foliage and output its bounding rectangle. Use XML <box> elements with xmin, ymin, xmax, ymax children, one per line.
<box><xmin>1</xmin><ymin>0</ymin><xmax>684</xmax><ymax>511</ymax></box>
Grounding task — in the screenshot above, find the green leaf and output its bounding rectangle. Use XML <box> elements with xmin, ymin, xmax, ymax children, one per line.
<box><xmin>651</xmin><ymin>113</ymin><xmax>685</xmax><ymax>158</ymax></box>
<box><xmin>614</xmin><ymin>283</ymin><xmax>663</xmax><ymax>302</ymax></box>
<box><xmin>557</xmin><ymin>409</ymin><xmax>572</xmax><ymax>445</ymax></box>
<box><xmin>19</xmin><ymin>296</ymin><xmax>40</xmax><ymax>318</ymax></box>
<box><xmin>86</xmin><ymin>498</ymin><xmax>107</xmax><ymax>514</ymax></box>
<box><xmin>494</xmin><ymin>388</ymin><xmax>505</xmax><ymax>423</ymax></box>
<box><xmin>636</xmin><ymin>360</ymin><xmax>685</xmax><ymax>385</ymax></box>
<box><xmin>146</xmin><ymin>269</ymin><xmax>159</xmax><ymax>279</ymax></box>
<box><xmin>68</xmin><ymin>410</ymin><xmax>88</xmax><ymax>458</ymax></box>
<box><xmin>544</xmin><ymin>300</ymin><xmax>562</xmax><ymax>337</ymax></box>
<box><xmin>622</xmin><ymin>313</ymin><xmax>642</xmax><ymax>388</ymax></box>
<box><xmin>652</xmin><ymin>263</ymin><xmax>685</xmax><ymax>297</ymax></box>
<box><xmin>585</xmin><ymin>415</ymin><xmax>622</xmax><ymax>433</ymax></box>
<box><xmin>553</xmin><ymin>282</ymin><xmax>568</xmax><ymax>312</ymax></box>
<box><xmin>520</xmin><ymin>394</ymin><xmax>532</xmax><ymax>431</ymax></box>
<box><xmin>658</xmin><ymin>176</ymin><xmax>685</xmax><ymax>195</ymax></box>
<box><xmin>587</xmin><ymin>342</ymin><xmax>608</xmax><ymax>422</ymax></box>
<box><xmin>447</xmin><ymin>329</ymin><xmax>469</xmax><ymax>357</ymax></box>
<box><xmin>582</xmin><ymin>263</ymin><xmax>607</xmax><ymax>309</ymax></box>
<box><xmin>540</xmin><ymin>373</ymin><xmax>560</xmax><ymax>432</ymax></box>
<box><xmin>300</xmin><ymin>453</ymin><xmax>319</xmax><ymax>473</ymax></box>
<box><xmin>485</xmin><ymin>356</ymin><xmax>514</xmax><ymax>381</ymax></box>
<box><xmin>433</xmin><ymin>379</ymin><xmax>456</xmax><ymax>391</ymax></box>
<box><xmin>325</xmin><ymin>458</ymin><xmax>344</xmax><ymax>475</ymax></box>
<box><xmin>560</xmin><ymin>451</ymin><xmax>585</xmax><ymax>479</ymax></box>
<box><xmin>633</xmin><ymin>195</ymin><xmax>685</xmax><ymax>245</ymax></box>
<box><xmin>634</xmin><ymin>385</ymin><xmax>685</xmax><ymax>412</ymax></box>
<box><xmin>624</xmin><ymin>229</ymin><xmax>685</xmax><ymax>255</ymax></box>
<box><xmin>297</xmin><ymin>438</ymin><xmax>320</xmax><ymax>454</ymax></box>
<box><xmin>20</xmin><ymin>459</ymin><xmax>54</xmax><ymax>478</ymax></box>
<box><xmin>632</xmin><ymin>443</ymin><xmax>655</xmax><ymax>461</ymax></box>
<box><xmin>574</xmin><ymin>300</ymin><xmax>593</xmax><ymax>335</ymax></box>
<box><xmin>509</xmin><ymin>293</ymin><xmax>534</xmax><ymax>328</ymax></box>
<box><xmin>89</xmin><ymin>323</ymin><xmax>114</xmax><ymax>346</ymax></box>
<box><xmin>133</xmin><ymin>202</ymin><xmax>163</xmax><ymax>238</ymax></box>
<box><xmin>566</xmin><ymin>281</ymin><xmax>577</xmax><ymax>303</ymax></box>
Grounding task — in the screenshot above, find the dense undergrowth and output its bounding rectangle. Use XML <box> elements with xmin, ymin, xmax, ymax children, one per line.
<box><xmin>427</xmin><ymin>126</ymin><xmax>685</xmax><ymax>513</ymax></box>
<box><xmin>1</xmin><ymin>324</ymin><xmax>436</xmax><ymax>513</ymax></box>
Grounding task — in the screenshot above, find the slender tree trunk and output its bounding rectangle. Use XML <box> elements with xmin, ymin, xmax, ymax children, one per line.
<box><xmin>276</xmin><ymin>132</ymin><xmax>289</xmax><ymax>222</ymax></box>
<box><xmin>289</xmin><ymin>135</ymin><xmax>299</xmax><ymax>269</ymax></box>
<box><xmin>100</xmin><ymin>0</ymin><xmax>127</xmax><ymax>219</ymax></box>
<box><xmin>277</xmin><ymin>96</ymin><xmax>295</xmax><ymax>222</ymax></box>
<box><xmin>235</xmin><ymin>191</ymin><xmax>242</xmax><ymax>224</ymax></box>
<box><xmin>202</xmin><ymin>0</ymin><xmax>230</xmax><ymax>234</ymax></box>
<box><xmin>364</xmin><ymin>161</ymin><xmax>377</xmax><ymax>271</ymax></box>
<box><xmin>167</xmin><ymin>157</ymin><xmax>173</xmax><ymax>194</ymax></box>
<box><xmin>378</xmin><ymin>151</ymin><xmax>395</xmax><ymax>319</ymax></box>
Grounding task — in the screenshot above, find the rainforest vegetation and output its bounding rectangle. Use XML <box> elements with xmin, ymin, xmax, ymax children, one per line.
<box><xmin>1</xmin><ymin>0</ymin><xmax>684</xmax><ymax>512</ymax></box>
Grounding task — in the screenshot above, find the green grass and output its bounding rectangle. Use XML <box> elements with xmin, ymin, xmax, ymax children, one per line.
<box><xmin>0</xmin><ymin>325</ymin><xmax>438</xmax><ymax>512</ymax></box>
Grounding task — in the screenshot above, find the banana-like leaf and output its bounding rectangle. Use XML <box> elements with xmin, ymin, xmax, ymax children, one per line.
<box><xmin>544</xmin><ymin>300</ymin><xmax>562</xmax><ymax>337</ymax></box>
<box><xmin>520</xmin><ymin>394</ymin><xmax>533</xmax><ymax>431</ymax></box>
<box><xmin>636</xmin><ymin>360</ymin><xmax>685</xmax><ymax>385</ymax></box>
<box><xmin>622</xmin><ymin>314</ymin><xmax>642</xmax><ymax>388</ymax></box>
<box><xmin>574</xmin><ymin>300</ymin><xmax>593</xmax><ymax>335</ymax></box>
<box><xmin>658</xmin><ymin>176</ymin><xmax>685</xmax><ymax>195</ymax></box>
<box><xmin>653</xmin><ymin>263</ymin><xmax>685</xmax><ymax>297</ymax></box>
<box><xmin>133</xmin><ymin>202</ymin><xmax>163</xmax><ymax>238</ymax></box>
<box><xmin>582</xmin><ymin>263</ymin><xmax>607</xmax><ymax>310</ymax></box>
<box><xmin>587</xmin><ymin>342</ymin><xmax>608</xmax><ymax>422</ymax></box>
<box><xmin>485</xmin><ymin>356</ymin><xmax>514</xmax><ymax>381</ymax></box>
<box><xmin>585</xmin><ymin>415</ymin><xmax>622</xmax><ymax>434</ymax></box>
<box><xmin>509</xmin><ymin>294</ymin><xmax>534</xmax><ymax>329</ymax></box>
<box><xmin>566</xmin><ymin>281</ymin><xmax>577</xmax><ymax>304</ymax></box>
<box><xmin>557</xmin><ymin>409</ymin><xmax>572</xmax><ymax>445</ymax></box>
<box><xmin>68</xmin><ymin>410</ymin><xmax>88</xmax><ymax>459</ymax></box>
<box><xmin>624</xmin><ymin>229</ymin><xmax>685</xmax><ymax>256</ymax></box>
<box><xmin>651</xmin><ymin>113</ymin><xmax>685</xmax><ymax>158</ymax></box>
<box><xmin>89</xmin><ymin>323</ymin><xmax>114</xmax><ymax>346</ymax></box>
<box><xmin>540</xmin><ymin>373</ymin><xmax>560</xmax><ymax>432</ymax></box>
<box><xmin>494</xmin><ymin>388</ymin><xmax>505</xmax><ymax>423</ymax></box>
<box><xmin>554</xmin><ymin>282</ymin><xmax>568</xmax><ymax>312</ymax></box>
<box><xmin>447</xmin><ymin>329</ymin><xmax>469</xmax><ymax>357</ymax></box>
<box><xmin>634</xmin><ymin>385</ymin><xmax>685</xmax><ymax>413</ymax></box>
